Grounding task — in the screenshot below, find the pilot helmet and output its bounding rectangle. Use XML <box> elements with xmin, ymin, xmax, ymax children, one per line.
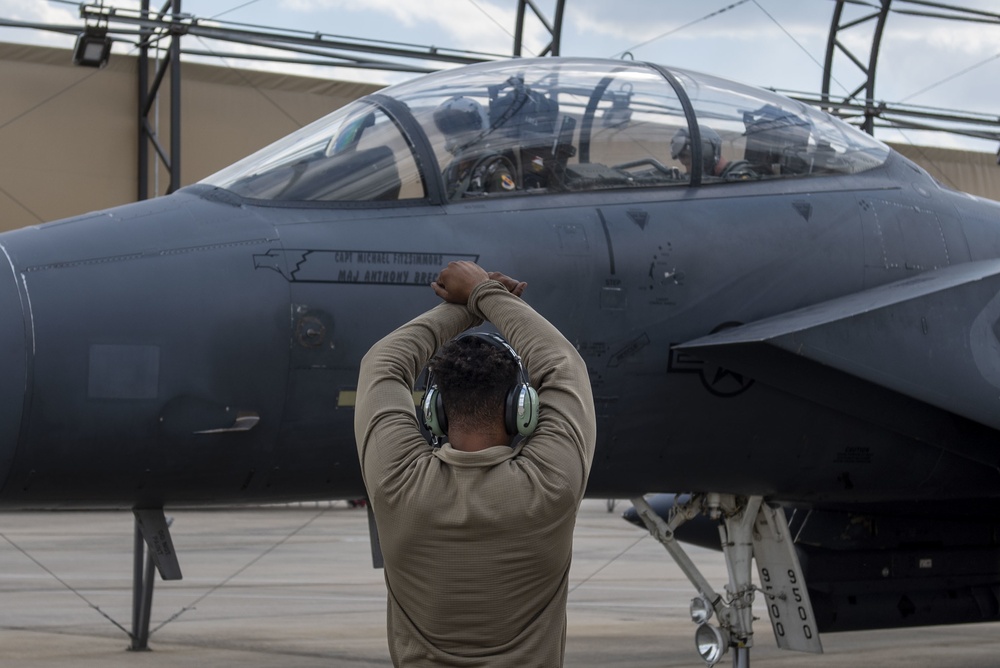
<box><xmin>433</xmin><ymin>96</ymin><xmax>488</xmax><ymax>153</ymax></box>
<box><xmin>670</xmin><ymin>126</ymin><xmax>723</xmax><ymax>173</ymax></box>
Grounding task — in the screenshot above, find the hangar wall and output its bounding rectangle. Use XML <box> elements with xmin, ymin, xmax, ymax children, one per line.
<box><xmin>890</xmin><ymin>143</ymin><xmax>1000</xmax><ymax>202</ymax></box>
<box><xmin>0</xmin><ymin>42</ymin><xmax>379</xmax><ymax>232</ymax></box>
<box><xmin>0</xmin><ymin>41</ymin><xmax>997</xmax><ymax>234</ymax></box>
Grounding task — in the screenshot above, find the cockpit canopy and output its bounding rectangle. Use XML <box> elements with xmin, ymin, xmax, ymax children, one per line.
<box><xmin>201</xmin><ymin>58</ymin><xmax>890</xmax><ymax>204</ymax></box>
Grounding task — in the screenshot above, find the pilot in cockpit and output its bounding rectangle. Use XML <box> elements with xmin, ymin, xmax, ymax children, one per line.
<box><xmin>671</xmin><ymin>126</ymin><xmax>756</xmax><ymax>181</ymax></box>
<box><xmin>433</xmin><ymin>96</ymin><xmax>518</xmax><ymax>201</ymax></box>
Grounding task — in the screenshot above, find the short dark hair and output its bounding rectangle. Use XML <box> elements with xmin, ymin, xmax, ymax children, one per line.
<box><xmin>429</xmin><ymin>336</ymin><xmax>519</xmax><ymax>431</ymax></box>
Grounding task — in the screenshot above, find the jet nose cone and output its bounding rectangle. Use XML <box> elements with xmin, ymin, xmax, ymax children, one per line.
<box><xmin>0</xmin><ymin>246</ymin><xmax>26</xmax><ymax>496</ymax></box>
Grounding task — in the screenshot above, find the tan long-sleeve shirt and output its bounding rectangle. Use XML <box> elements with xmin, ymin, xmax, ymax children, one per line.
<box><xmin>355</xmin><ymin>280</ymin><xmax>597</xmax><ymax>667</ymax></box>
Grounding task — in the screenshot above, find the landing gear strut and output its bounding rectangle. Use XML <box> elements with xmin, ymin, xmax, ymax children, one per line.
<box><xmin>630</xmin><ymin>494</ymin><xmax>822</xmax><ymax>666</ymax></box>
<box><xmin>129</xmin><ymin>509</ymin><xmax>182</xmax><ymax>651</ymax></box>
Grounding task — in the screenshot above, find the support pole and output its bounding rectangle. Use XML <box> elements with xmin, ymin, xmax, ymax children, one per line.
<box><xmin>137</xmin><ymin>0</ymin><xmax>150</xmax><ymax>201</ymax></box>
<box><xmin>137</xmin><ymin>0</ymin><xmax>182</xmax><ymax>200</ymax></box>
<box><xmin>168</xmin><ymin>0</ymin><xmax>181</xmax><ymax>194</ymax></box>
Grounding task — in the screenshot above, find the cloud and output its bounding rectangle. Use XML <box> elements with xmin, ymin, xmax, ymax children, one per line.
<box><xmin>0</xmin><ymin>0</ymin><xmax>149</xmax><ymax>49</ymax></box>
<box><xmin>279</xmin><ymin>0</ymin><xmax>550</xmax><ymax>57</ymax></box>
<box><xmin>883</xmin><ymin>23</ymin><xmax>1000</xmax><ymax>58</ymax></box>
<box><xmin>557</xmin><ymin>0</ymin><xmax>832</xmax><ymax>92</ymax></box>
<box><xmin>0</xmin><ymin>0</ymin><xmax>76</xmax><ymax>23</ymax></box>
<box><xmin>0</xmin><ymin>0</ymin><xmax>79</xmax><ymax>47</ymax></box>
<box><xmin>0</xmin><ymin>0</ymin><xmax>145</xmax><ymax>23</ymax></box>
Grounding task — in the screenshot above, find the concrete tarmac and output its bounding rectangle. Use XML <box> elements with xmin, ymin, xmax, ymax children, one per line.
<box><xmin>1</xmin><ymin>500</ymin><xmax>998</xmax><ymax>667</ymax></box>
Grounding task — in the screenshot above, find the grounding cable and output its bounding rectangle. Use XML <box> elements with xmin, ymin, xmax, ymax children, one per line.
<box><xmin>610</xmin><ymin>0</ymin><xmax>752</xmax><ymax>60</ymax></box>
<box><xmin>0</xmin><ymin>530</ymin><xmax>131</xmax><ymax>636</ymax></box>
<box><xmin>568</xmin><ymin>529</ymin><xmax>649</xmax><ymax>595</ymax></box>
<box><xmin>150</xmin><ymin>506</ymin><xmax>330</xmax><ymax>635</ymax></box>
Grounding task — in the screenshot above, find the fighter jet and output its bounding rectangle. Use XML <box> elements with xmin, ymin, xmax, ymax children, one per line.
<box><xmin>1</xmin><ymin>56</ymin><xmax>999</xmax><ymax>665</ymax></box>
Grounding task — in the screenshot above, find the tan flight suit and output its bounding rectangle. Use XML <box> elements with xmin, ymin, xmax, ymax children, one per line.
<box><xmin>355</xmin><ymin>280</ymin><xmax>597</xmax><ymax>667</ymax></box>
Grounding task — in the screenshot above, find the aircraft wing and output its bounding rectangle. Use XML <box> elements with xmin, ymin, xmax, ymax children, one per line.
<box><xmin>676</xmin><ymin>259</ymin><xmax>1000</xmax><ymax>466</ymax></box>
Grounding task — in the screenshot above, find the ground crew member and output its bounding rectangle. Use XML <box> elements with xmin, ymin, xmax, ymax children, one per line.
<box><xmin>354</xmin><ymin>260</ymin><xmax>597</xmax><ymax>666</ymax></box>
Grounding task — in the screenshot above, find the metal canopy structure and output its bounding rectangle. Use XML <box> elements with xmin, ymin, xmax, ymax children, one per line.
<box><xmin>514</xmin><ymin>0</ymin><xmax>566</xmax><ymax>56</ymax></box>
<box><xmin>0</xmin><ymin>0</ymin><xmax>998</xmax><ymax>201</ymax></box>
<box><xmin>820</xmin><ymin>0</ymin><xmax>1000</xmax><ymax>141</ymax></box>
<box><xmin>78</xmin><ymin>3</ymin><xmax>502</xmax><ymax>72</ymax></box>
<box><xmin>822</xmin><ymin>0</ymin><xmax>892</xmax><ymax>135</ymax></box>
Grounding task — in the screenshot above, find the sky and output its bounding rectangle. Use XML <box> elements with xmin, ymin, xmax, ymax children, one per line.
<box><xmin>2</xmin><ymin>0</ymin><xmax>1000</xmax><ymax>152</ymax></box>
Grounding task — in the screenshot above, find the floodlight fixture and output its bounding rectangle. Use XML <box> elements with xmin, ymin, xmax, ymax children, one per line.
<box><xmin>694</xmin><ymin>623</ymin><xmax>727</xmax><ymax>666</ymax></box>
<box><xmin>689</xmin><ymin>594</ymin><xmax>714</xmax><ymax>624</ymax></box>
<box><xmin>73</xmin><ymin>27</ymin><xmax>113</xmax><ymax>68</ymax></box>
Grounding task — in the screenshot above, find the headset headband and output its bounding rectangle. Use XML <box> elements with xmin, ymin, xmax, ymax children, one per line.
<box><xmin>454</xmin><ymin>331</ymin><xmax>530</xmax><ymax>385</ymax></box>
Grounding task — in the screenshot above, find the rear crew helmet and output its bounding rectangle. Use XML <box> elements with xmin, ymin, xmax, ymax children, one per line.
<box><xmin>670</xmin><ymin>126</ymin><xmax>723</xmax><ymax>173</ymax></box>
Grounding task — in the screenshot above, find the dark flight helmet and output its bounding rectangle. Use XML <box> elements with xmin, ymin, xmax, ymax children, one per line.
<box><xmin>433</xmin><ymin>96</ymin><xmax>488</xmax><ymax>152</ymax></box>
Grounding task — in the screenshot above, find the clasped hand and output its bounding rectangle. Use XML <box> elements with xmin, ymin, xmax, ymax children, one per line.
<box><xmin>432</xmin><ymin>261</ymin><xmax>526</xmax><ymax>305</ymax></box>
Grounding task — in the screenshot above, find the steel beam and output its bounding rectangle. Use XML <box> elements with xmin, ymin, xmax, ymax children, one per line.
<box><xmin>80</xmin><ymin>4</ymin><xmax>500</xmax><ymax>66</ymax></box>
<box><xmin>514</xmin><ymin>0</ymin><xmax>566</xmax><ymax>57</ymax></box>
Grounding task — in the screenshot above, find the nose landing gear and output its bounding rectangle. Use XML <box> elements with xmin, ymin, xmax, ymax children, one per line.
<box><xmin>629</xmin><ymin>494</ymin><xmax>822</xmax><ymax>666</ymax></box>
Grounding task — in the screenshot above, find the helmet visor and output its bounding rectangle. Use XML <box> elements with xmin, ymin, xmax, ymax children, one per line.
<box><xmin>670</xmin><ymin>131</ymin><xmax>690</xmax><ymax>160</ymax></box>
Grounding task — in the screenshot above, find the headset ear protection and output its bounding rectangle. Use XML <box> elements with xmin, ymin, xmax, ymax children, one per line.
<box><xmin>422</xmin><ymin>384</ymin><xmax>448</xmax><ymax>438</ymax></box>
<box><xmin>421</xmin><ymin>332</ymin><xmax>539</xmax><ymax>442</ymax></box>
